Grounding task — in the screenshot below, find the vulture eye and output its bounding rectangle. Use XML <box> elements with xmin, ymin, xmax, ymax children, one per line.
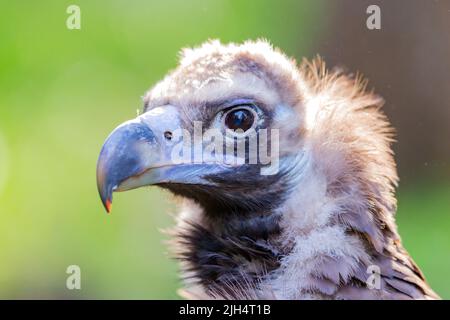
<box><xmin>224</xmin><ymin>107</ymin><xmax>255</xmax><ymax>132</ymax></box>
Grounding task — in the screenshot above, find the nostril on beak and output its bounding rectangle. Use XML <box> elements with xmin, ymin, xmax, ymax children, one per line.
<box><xmin>164</xmin><ymin>131</ymin><xmax>173</xmax><ymax>141</ymax></box>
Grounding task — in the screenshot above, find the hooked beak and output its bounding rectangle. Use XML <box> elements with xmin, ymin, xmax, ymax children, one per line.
<box><xmin>96</xmin><ymin>106</ymin><xmax>182</xmax><ymax>213</ymax></box>
<box><xmin>96</xmin><ymin>105</ymin><xmax>225</xmax><ymax>213</ymax></box>
<box><xmin>96</xmin><ymin>121</ymin><xmax>156</xmax><ymax>213</ymax></box>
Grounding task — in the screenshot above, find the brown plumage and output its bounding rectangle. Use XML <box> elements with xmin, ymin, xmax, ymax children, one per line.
<box><xmin>97</xmin><ymin>40</ymin><xmax>440</xmax><ymax>300</ymax></box>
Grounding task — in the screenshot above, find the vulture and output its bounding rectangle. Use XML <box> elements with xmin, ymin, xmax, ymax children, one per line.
<box><xmin>96</xmin><ymin>40</ymin><xmax>439</xmax><ymax>300</ymax></box>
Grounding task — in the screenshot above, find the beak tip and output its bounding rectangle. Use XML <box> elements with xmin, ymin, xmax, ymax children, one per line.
<box><xmin>97</xmin><ymin>119</ymin><xmax>159</xmax><ymax>215</ymax></box>
<box><xmin>105</xmin><ymin>199</ymin><xmax>112</xmax><ymax>213</ymax></box>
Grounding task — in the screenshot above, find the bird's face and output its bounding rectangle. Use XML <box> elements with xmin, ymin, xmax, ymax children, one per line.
<box><xmin>97</xmin><ymin>41</ymin><xmax>306</xmax><ymax>215</ymax></box>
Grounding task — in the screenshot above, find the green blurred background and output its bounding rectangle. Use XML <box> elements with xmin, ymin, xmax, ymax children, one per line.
<box><xmin>0</xmin><ymin>0</ymin><xmax>448</xmax><ymax>299</ymax></box>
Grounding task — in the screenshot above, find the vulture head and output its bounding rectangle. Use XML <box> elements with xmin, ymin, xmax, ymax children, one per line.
<box><xmin>96</xmin><ymin>40</ymin><xmax>439</xmax><ymax>300</ymax></box>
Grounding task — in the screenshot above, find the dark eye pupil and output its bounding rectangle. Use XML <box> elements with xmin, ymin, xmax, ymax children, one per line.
<box><xmin>225</xmin><ymin>109</ymin><xmax>254</xmax><ymax>131</ymax></box>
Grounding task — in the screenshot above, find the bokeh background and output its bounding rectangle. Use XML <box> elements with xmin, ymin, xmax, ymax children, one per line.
<box><xmin>0</xmin><ymin>0</ymin><xmax>448</xmax><ymax>299</ymax></box>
